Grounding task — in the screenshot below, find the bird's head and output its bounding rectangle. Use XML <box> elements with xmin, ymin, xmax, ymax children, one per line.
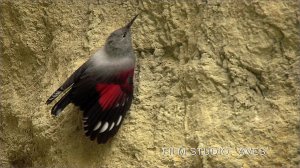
<box><xmin>105</xmin><ymin>15</ymin><xmax>138</xmax><ymax>56</ymax></box>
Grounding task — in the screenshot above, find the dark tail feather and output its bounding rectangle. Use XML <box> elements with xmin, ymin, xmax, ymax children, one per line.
<box><xmin>51</xmin><ymin>91</ymin><xmax>72</xmax><ymax>116</ymax></box>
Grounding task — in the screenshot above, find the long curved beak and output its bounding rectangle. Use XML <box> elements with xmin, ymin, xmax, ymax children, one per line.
<box><xmin>125</xmin><ymin>14</ymin><xmax>138</xmax><ymax>29</ymax></box>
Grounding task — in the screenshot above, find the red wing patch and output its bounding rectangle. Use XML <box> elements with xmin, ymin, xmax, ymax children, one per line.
<box><xmin>96</xmin><ymin>84</ymin><xmax>124</xmax><ymax>110</ymax></box>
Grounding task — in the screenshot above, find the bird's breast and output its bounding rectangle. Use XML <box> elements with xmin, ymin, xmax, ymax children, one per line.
<box><xmin>88</xmin><ymin>49</ymin><xmax>135</xmax><ymax>79</ymax></box>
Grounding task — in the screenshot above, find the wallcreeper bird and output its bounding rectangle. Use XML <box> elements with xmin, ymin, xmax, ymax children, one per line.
<box><xmin>46</xmin><ymin>15</ymin><xmax>138</xmax><ymax>144</ymax></box>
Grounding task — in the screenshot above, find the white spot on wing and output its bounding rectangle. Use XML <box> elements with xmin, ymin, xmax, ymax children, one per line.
<box><xmin>116</xmin><ymin>116</ymin><xmax>122</xmax><ymax>126</ymax></box>
<box><xmin>100</xmin><ymin>122</ymin><xmax>109</xmax><ymax>133</ymax></box>
<box><xmin>116</xmin><ymin>103</ymin><xmax>119</xmax><ymax>107</ymax></box>
<box><xmin>93</xmin><ymin>121</ymin><xmax>102</xmax><ymax>131</ymax></box>
<box><xmin>109</xmin><ymin>122</ymin><xmax>115</xmax><ymax>131</ymax></box>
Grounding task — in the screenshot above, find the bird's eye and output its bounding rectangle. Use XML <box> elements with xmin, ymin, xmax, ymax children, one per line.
<box><xmin>123</xmin><ymin>32</ymin><xmax>127</xmax><ymax>38</ymax></box>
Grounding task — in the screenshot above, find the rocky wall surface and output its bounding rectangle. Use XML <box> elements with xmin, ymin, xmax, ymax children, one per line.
<box><xmin>0</xmin><ymin>0</ymin><xmax>299</xmax><ymax>167</ymax></box>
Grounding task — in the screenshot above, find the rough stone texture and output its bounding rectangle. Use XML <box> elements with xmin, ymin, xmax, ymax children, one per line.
<box><xmin>1</xmin><ymin>0</ymin><xmax>299</xmax><ymax>167</ymax></box>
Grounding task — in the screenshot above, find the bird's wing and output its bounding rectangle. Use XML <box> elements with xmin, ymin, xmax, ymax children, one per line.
<box><xmin>70</xmin><ymin>68</ymin><xmax>134</xmax><ymax>144</ymax></box>
<box><xmin>46</xmin><ymin>61</ymin><xmax>89</xmax><ymax>105</ymax></box>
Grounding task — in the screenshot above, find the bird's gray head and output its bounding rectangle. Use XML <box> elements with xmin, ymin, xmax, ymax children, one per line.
<box><xmin>105</xmin><ymin>15</ymin><xmax>138</xmax><ymax>56</ymax></box>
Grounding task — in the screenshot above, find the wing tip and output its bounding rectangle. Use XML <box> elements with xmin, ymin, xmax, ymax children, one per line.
<box><xmin>51</xmin><ymin>106</ymin><xmax>61</xmax><ymax>116</ymax></box>
<box><xmin>46</xmin><ymin>99</ymin><xmax>52</xmax><ymax>105</ymax></box>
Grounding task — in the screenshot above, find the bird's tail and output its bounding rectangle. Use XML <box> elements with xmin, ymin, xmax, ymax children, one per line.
<box><xmin>51</xmin><ymin>91</ymin><xmax>72</xmax><ymax>116</ymax></box>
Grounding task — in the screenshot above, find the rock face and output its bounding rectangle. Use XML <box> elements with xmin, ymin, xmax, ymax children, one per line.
<box><xmin>1</xmin><ymin>0</ymin><xmax>299</xmax><ymax>167</ymax></box>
